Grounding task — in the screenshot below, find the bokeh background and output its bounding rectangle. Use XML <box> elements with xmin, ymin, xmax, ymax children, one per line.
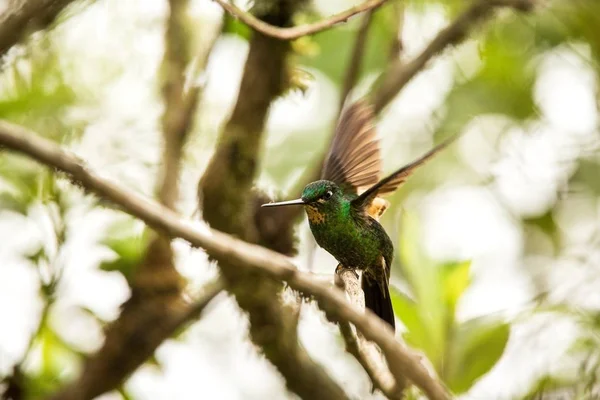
<box><xmin>0</xmin><ymin>0</ymin><xmax>599</xmax><ymax>398</ymax></box>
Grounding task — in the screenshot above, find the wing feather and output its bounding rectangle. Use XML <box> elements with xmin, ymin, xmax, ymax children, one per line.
<box><xmin>321</xmin><ymin>100</ymin><xmax>382</xmax><ymax>194</ymax></box>
<box><xmin>352</xmin><ymin>136</ymin><xmax>457</xmax><ymax>210</ymax></box>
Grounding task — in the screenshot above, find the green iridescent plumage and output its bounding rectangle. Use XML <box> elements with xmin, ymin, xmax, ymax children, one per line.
<box><xmin>263</xmin><ymin>100</ymin><xmax>455</xmax><ymax>330</ymax></box>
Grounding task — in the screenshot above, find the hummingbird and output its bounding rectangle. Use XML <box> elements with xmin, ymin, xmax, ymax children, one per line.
<box><xmin>261</xmin><ymin>100</ymin><xmax>455</xmax><ymax>331</ymax></box>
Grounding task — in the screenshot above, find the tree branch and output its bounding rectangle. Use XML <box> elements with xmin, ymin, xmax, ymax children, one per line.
<box><xmin>369</xmin><ymin>0</ymin><xmax>535</xmax><ymax>113</ymax></box>
<box><xmin>213</xmin><ymin>0</ymin><xmax>389</xmax><ymax>41</ymax></box>
<box><xmin>0</xmin><ymin>120</ymin><xmax>451</xmax><ymax>400</ymax></box>
<box><xmin>157</xmin><ymin>0</ymin><xmax>199</xmax><ymax>209</ymax></box>
<box><xmin>198</xmin><ymin>1</ymin><xmax>348</xmax><ymax>398</ymax></box>
<box><xmin>0</xmin><ymin>0</ymin><xmax>81</xmax><ymax>57</ymax></box>
<box><xmin>387</xmin><ymin>0</ymin><xmax>405</xmax><ymax>64</ymax></box>
<box><xmin>338</xmin><ymin>9</ymin><xmax>375</xmax><ymax>111</ymax></box>
<box><xmin>334</xmin><ymin>267</ymin><xmax>406</xmax><ymax>400</ymax></box>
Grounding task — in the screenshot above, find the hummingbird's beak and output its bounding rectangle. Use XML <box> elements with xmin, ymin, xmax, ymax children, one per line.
<box><xmin>261</xmin><ymin>198</ymin><xmax>305</xmax><ymax>207</ymax></box>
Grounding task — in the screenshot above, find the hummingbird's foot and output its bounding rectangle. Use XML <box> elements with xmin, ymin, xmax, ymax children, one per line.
<box><xmin>335</xmin><ymin>264</ymin><xmax>359</xmax><ymax>279</ymax></box>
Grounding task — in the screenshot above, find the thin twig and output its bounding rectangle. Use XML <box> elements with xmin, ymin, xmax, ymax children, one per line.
<box><xmin>387</xmin><ymin>0</ymin><xmax>405</xmax><ymax>63</ymax></box>
<box><xmin>0</xmin><ymin>121</ymin><xmax>451</xmax><ymax>400</ymax></box>
<box><xmin>213</xmin><ymin>0</ymin><xmax>389</xmax><ymax>41</ymax></box>
<box><xmin>338</xmin><ymin>9</ymin><xmax>375</xmax><ymax>111</ymax></box>
<box><xmin>370</xmin><ymin>0</ymin><xmax>535</xmax><ymax>113</ymax></box>
<box><xmin>158</xmin><ymin>0</ymin><xmax>199</xmax><ymax>209</ymax></box>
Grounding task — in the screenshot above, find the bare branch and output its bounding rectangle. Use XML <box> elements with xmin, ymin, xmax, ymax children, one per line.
<box><xmin>213</xmin><ymin>0</ymin><xmax>389</xmax><ymax>41</ymax></box>
<box><xmin>0</xmin><ymin>0</ymin><xmax>81</xmax><ymax>57</ymax></box>
<box><xmin>157</xmin><ymin>0</ymin><xmax>198</xmax><ymax>208</ymax></box>
<box><xmin>387</xmin><ymin>0</ymin><xmax>405</xmax><ymax>63</ymax></box>
<box><xmin>338</xmin><ymin>9</ymin><xmax>375</xmax><ymax>111</ymax></box>
<box><xmin>370</xmin><ymin>0</ymin><xmax>535</xmax><ymax>113</ymax></box>
<box><xmin>334</xmin><ymin>267</ymin><xmax>406</xmax><ymax>400</ymax></box>
<box><xmin>0</xmin><ymin>120</ymin><xmax>451</xmax><ymax>400</ymax></box>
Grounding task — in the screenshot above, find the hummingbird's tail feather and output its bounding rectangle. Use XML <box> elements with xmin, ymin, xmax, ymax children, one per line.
<box><xmin>362</xmin><ymin>274</ymin><xmax>395</xmax><ymax>331</ymax></box>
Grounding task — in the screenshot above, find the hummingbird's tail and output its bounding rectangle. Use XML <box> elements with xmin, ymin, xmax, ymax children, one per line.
<box><xmin>362</xmin><ymin>275</ymin><xmax>395</xmax><ymax>331</ymax></box>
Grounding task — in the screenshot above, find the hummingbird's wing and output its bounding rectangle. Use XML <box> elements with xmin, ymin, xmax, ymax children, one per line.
<box><xmin>351</xmin><ymin>136</ymin><xmax>457</xmax><ymax>211</ymax></box>
<box><xmin>321</xmin><ymin>100</ymin><xmax>382</xmax><ymax>195</ymax></box>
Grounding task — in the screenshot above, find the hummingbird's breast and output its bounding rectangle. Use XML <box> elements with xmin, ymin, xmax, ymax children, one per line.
<box><xmin>307</xmin><ymin>206</ymin><xmax>393</xmax><ymax>271</ymax></box>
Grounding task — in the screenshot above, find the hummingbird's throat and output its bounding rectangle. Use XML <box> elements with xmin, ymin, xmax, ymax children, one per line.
<box><xmin>306</xmin><ymin>205</ymin><xmax>325</xmax><ymax>224</ymax></box>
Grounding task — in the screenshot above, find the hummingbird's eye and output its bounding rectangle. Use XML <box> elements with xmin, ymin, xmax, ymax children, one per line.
<box><xmin>324</xmin><ymin>190</ymin><xmax>333</xmax><ymax>200</ymax></box>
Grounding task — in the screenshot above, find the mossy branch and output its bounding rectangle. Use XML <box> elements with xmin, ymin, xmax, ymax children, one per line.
<box><xmin>0</xmin><ymin>119</ymin><xmax>451</xmax><ymax>400</ymax></box>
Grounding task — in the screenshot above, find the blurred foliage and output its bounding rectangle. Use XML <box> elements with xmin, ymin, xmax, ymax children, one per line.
<box><xmin>0</xmin><ymin>180</ymin><xmax>84</xmax><ymax>399</ymax></box>
<box><xmin>518</xmin><ymin>308</ymin><xmax>600</xmax><ymax>399</ymax></box>
<box><xmin>295</xmin><ymin>2</ymin><xmax>400</xmax><ymax>86</ymax></box>
<box><xmin>390</xmin><ymin>212</ymin><xmax>509</xmax><ymax>394</ymax></box>
<box><xmin>0</xmin><ymin>36</ymin><xmax>82</xmax><ymax>140</ymax></box>
<box><xmin>0</xmin><ymin>33</ymin><xmax>85</xmax><ymax>216</ymax></box>
<box><xmin>99</xmin><ymin>218</ymin><xmax>151</xmax><ymax>283</ymax></box>
<box><xmin>438</xmin><ymin>19</ymin><xmax>538</xmax><ymax>138</ymax></box>
<box><xmin>570</xmin><ymin>159</ymin><xmax>600</xmax><ymax>195</ymax></box>
<box><xmin>222</xmin><ymin>12</ymin><xmax>252</xmax><ymax>40</ymax></box>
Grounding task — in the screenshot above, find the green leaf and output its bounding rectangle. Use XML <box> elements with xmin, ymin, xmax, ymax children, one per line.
<box><xmin>99</xmin><ymin>219</ymin><xmax>150</xmax><ymax>281</ymax></box>
<box><xmin>99</xmin><ymin>238</ymin><xmax>143</xmax><ymax>278</ymax></box>
<box><xmin>521</xmin><ymin>375</ymin><xmax>580</xmax><ymax>400</ymax></box>
<box><xmin>437</xmin><ymin>15</ymin><xmax>537</xmax><ymax>140</ymax></box>
<box><xmin>540</xmin><ymin>0</ymin><xmax>600</xmax><ymax>61</ymax></box>
<box><xmin>444</xmin><ymin>316</ymin><xmax>510</xmax><ymax>394</ymax></box>
<box><xmin>570</xmin><ymin>159</ymin><xmax>600</xmax><ymax>196</ymax></box>
<box><xmin>390</xmin><ymin>286</ymin><xmax>428</xmax><ymax>349</ymax></box>
<box><xmin>0</xmin><ymin>191</ymin><xmax>29</xmax><ymax>214</ymax></box>
<box><xmin>0</xmin><ymin>38</ymin><xmax>77</xmax><ymax>132</ymax></box>
<box><xmin>222</xmin><ymin>15</ymin><xmax>251</xmax><ymax>40</ymax></box>
<box><xmin>397</xmin><ymin>211</ymin><xmax>446</xmax><ymax>368</ymax></box>
<box><xmin>118</xmin><ymin>386</ymin><xmax>135</xmax><ymax>400</ymax></box>
<box><xmin>24</xmin><ymin>325</ymin><xmax>79</xmax><ymax>399</ymax></box>
<box><xmin>440</xmin><ymin>260</ymin><xmax>471</xmax><ymax>317</ymax></box>
<box><xmin>0</xmin><ymin>154</ymin><xmax>43</xmax><ymax>210</ymax></box>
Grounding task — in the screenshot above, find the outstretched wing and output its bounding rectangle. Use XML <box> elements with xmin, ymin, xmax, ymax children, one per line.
<box><xmin>351</xmin><ymin>136</ymin><xmax>457</xmax><ymax>210</ymax></box>
<box><xmin>321</xmin><ymin>100</ymin><xmax>382</xmax><ymax>195</ymax></box>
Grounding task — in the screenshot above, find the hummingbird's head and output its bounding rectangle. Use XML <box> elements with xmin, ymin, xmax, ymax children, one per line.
<box><xmin>261</xmin><ymin>180</ymin><xmax>344</xmax><ymax>223</ymax></box>
<box><xmin>300</xmin><ymin>180</ymin><xmax>340</xmax><ymax>207</ymax></box>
